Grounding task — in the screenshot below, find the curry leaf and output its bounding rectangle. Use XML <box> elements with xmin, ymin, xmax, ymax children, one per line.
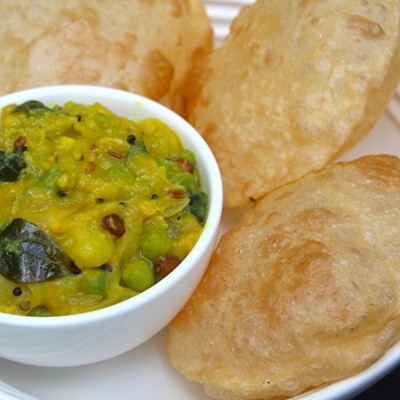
<box><xmin>189</xmin><ymin>192</ymin><xmax>208</xmax><ymax>224</ymax></box>
<box><xmin>11</xmin><ymin>100</ymin><xmax>50</xmax><ymax>115</ymax></box>
<box><xmin>0</xmin><ymin>218</ymin><xmax>81</xmax><ymax>283</ymax></box>
<box><xmin>0</xmin><ymin>149</ymin><xmax>26</xmax><ymax>182</ymax></box>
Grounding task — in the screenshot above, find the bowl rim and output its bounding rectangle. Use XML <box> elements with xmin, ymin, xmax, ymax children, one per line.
<box><xmin>0</xmin><ymin>84</ymin><xmax>223</xmax><ymax>327</ymax></box>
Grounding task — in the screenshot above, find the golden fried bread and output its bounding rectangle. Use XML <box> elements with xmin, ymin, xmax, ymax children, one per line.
<box><xmin>185</xmin><ymin>0</ymin><xmax>400</xmax><ymax>207</ymax></box>
<box><xmin>168</xmin><ymin>155</ymin><xmax>400</xmax><ymax>400</ymax></box>
<box><xmin>0</xmin><ymin>0</ymin><xmax>212</xmax><ymax>114</ymax></box>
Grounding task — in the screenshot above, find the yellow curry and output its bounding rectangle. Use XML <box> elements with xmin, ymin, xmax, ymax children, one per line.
<box><xmin>0</xmin><ymin>101</ymin><xmax>207</xmax><ymax>316</ymax></box>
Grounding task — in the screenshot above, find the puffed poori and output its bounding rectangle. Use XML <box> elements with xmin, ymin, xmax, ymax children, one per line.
<box><xmin>168</xmin><ymin>154</ymin><xmax>400</xmax><ymax>400</ymax></box>
<box><xmin>185</xmin><ymin>0</ymin><xmax>400</xmax><ymax>208</ymax></box>
<box><xmin>0</xmin><ymin>0</ymin><xmax>212</xmax><ymax>114</ymax></box>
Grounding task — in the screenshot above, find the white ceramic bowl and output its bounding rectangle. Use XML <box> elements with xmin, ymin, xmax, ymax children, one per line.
<box><xmin>0</xmin><ymin>85</ymin><xmax>223</xmax><ymax>367</ymax></box>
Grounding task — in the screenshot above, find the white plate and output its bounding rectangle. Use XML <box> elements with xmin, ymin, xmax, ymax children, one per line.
<box><xmin>201</xmin><ymin>0</ymin><xmax>254</xmax><ymax>47</ymax></box>
<box><xmin>2</xmin><ymin>2</ymin><xmax>400</xmax><ymax>399</ymax></box>
<box><xmin>1</xmin><ymin>102</ymin><xmax>400</xmax><ymax>400</ymax></box>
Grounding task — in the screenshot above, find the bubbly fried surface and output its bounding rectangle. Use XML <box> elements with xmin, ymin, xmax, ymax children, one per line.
<box><xmin>185</xmin><ymin>0</ymin><xmax>400</xmax><ymax>207</ymax></box>
<box><xmin>0</xmin><ymin>0</ymin><xmax>212</xmax><ymax>114</ymax></box>
<box><xmin>168</xmin><ymin>155</ymin><xmax>400</xmax><ymax>400</ymax></box>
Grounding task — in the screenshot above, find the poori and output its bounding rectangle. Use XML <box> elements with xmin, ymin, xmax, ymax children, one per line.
<box><xmin>185</xmin><ymin>0</ymin><xmax>400</xmax><ymax>207</ymax></box>
<box><xmin>0</xmin><ymin>0</ymin><xmax>212</xmax><ymax>114</ymax></box>
<box><xmin>168</xmin><ymin>154</ymin><xmax>400</xmax><ymax>399</ymax></box>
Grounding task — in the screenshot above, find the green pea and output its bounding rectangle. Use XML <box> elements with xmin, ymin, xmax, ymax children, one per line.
<box><xmin>105</xmin><ymin>164</ymin><xmax>132</xmax><ymax>182</ymax></box>
<box><xmin>172</xmin><ymin>171</ymin><xmax>195</xmax><ymax>192</ymax></box>
<box><xmin>82</xmin><ymin>268</ymin><xmax>108</xmax><ymax>295</ymax></box>
<box><xmin>140</xmin><ymin>228</ymin><xmax>172</xmax><ymax>260</ymax></box>
<box><xmin>28</xmin><ymin>305</ymin><xmax>51</xmax><ymax>317</ymax></box>
<box><xmin>122</xmin><ymin>259</ymin><xmax>154</xmax><ymax>292</ymax></box>
<box><xmin>176</xmin><ymin>149</ymin><xmax>196</xmax><ymax>165</ymax></box>
<box><xmin>94</xmin><ymin>113</ymin><xmax>108</xmax><ymax>127</ymax></box>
